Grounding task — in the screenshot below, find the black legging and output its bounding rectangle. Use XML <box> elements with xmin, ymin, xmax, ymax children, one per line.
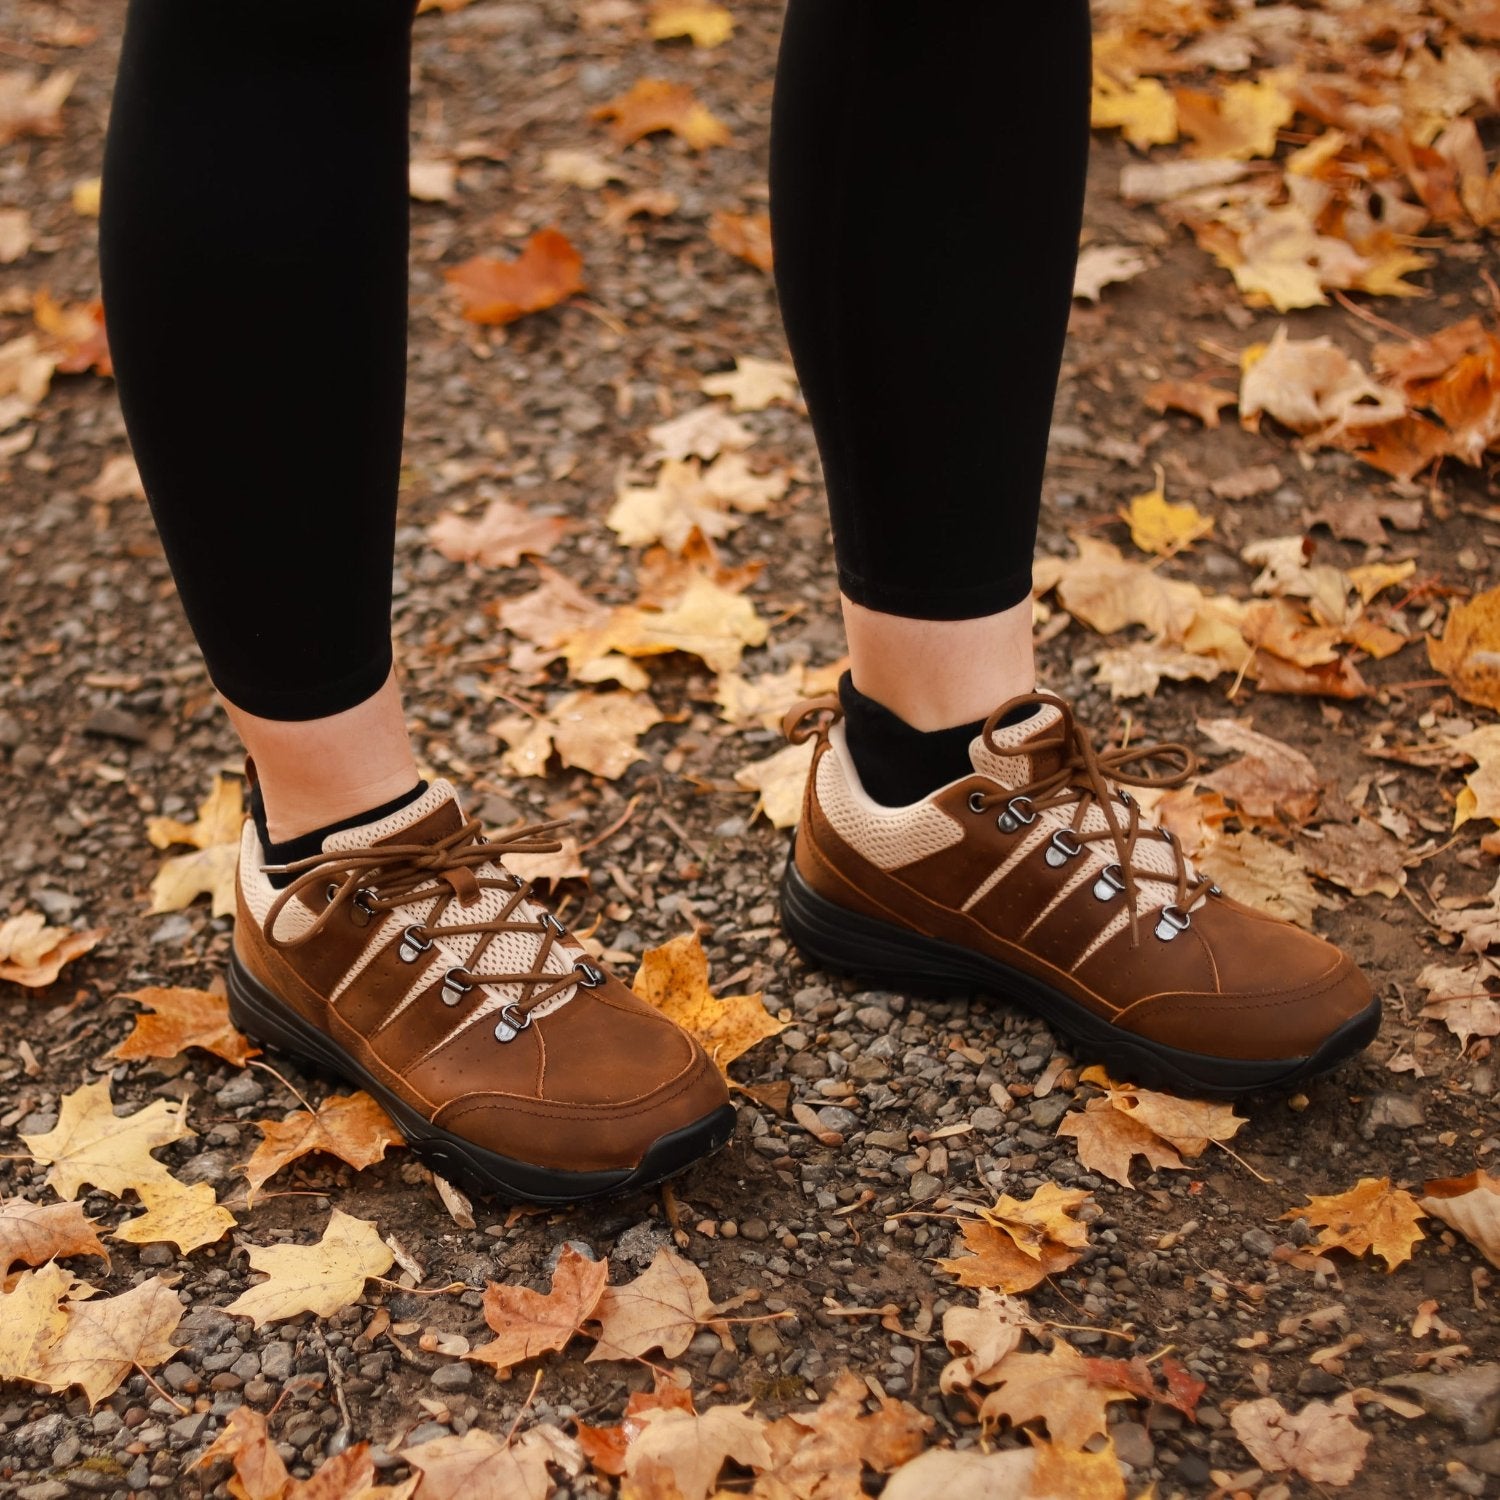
<box><xmin>100</xmin><ymin>1</ymin><xmax>1090</xmax><ymax>722</ymax></box>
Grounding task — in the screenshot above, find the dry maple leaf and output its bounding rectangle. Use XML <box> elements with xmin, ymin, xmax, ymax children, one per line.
<box><xmin>586</xmin><ymin>1246</ymin><xmax>722</xmax><ymax>1362</ymax></box>
<box><xmin>734</xmin><ymin>738</ymin><xmax>813</xmax><ymax>830</ymax></box>
<box><xmin>1197</xmin><ymin>827</ymin><xmax>1333</xmax><ymax>926</ymax></box>
<box><xmin>492</xmin><ymin>689</ymin><xmax>662</xmax><ymax>780</ymax></box>
<box><xmin>1417</xmin><ymin>961</ymin><xmax>1500</xmax><ymax>1049</ymax></box>
<box><xmin>606</xmin><ymin>454</ymin><xmax>785</xmax><ymax>551</ymax></box>
<box><xmin>1028</xmin><ymin>1437</ymin><xmax>1128</xmax><ymax>1500</ymax></box>
<box><xmin>700</xmin><ymin>356</ymin><xmax>797</xmax><ymax>412</ymax></box>
<box><xmin>1120</xmin><ymin>485</ymin><xmax>1213</xmax><ymax>556</ymax></box>
<box><xmin>196</xmin><ymin>1406</ymin><xmax>291</xmax><ymax>1498</ymax></box>
<box><xmin>0</xmin><ymin>1198</ymin><xmax>108</xmax><ymax>1278</ymax></box>
<box><xmin>978</xmin><ymin>1338</ymin><xmax>1136</xmax><ymax>1450</ymax></box>
<box><xmin>428</xmin><ymin>496</ymin><xmax>574</xmax><ymax>570</ymax></box>
<box><xmin>402</xmin><ymin>1423</ymin><xmax>584</xmax><ymax>1500</ymax></box>
<box><xmin>443</xmin><ymin>228</ymin><xmax>585</xmax><ymax>325</ymax></box>
<box><xmin>38</xmin><ymin>1275</ymin><xmax>184</xmax><ymax>1406</ymax></box>
<box><xmin>649</xmin><ymin>0</ymin><xmax>733</xmax><ymax>48</ymax></box>
<box><xmin>22</xmin><ymin>1081</ymin><xmax>193</xmax><ymax>1201</ymax></box>
<box><xmin>1197</xmin><ymin>716</ymin><xmax>1323</xmax><ymax>825</ymax></box>
<box><xmin>0</xmin><ymin>911</ymin><xmax>104</xmax><ymax>988</ymax></box>
<box><xmin>1431</xmin><ymin>585</ymin><xmax>1500</xmax><ymax>712</ymax></box>
<box><xmin>577</xmin><ymin>1372</ymin><xmax>696</xmax><ymax>1477</ymax></box>
<box><xmin>1177</xmin><ymin>73</ymin><xmax>1296</xmax><ymax>159</ymax></box>
<box><xmin>708</xmin><ymin>209</ymin><xmax>773</xmax><ymax>270</ymax></box>
<box><xmin>1092</xmin><ymin>73</ymin><xmax>1179</xmax><ymax>149</ymax></box>
<box><xmin>0</xmin><ymin>1262</ymin><xmax>74</xmax><ymax>1387</ymax></box>
<box><xmin>647</xmin><ymin>404</ymin><xmax>753</xmax><ymax>462</ymax></box>
<box><xmin>1146</xmin><ymin>377</ymin><xmax>1237</xmax><ymax>427</ymax></box>
<box><xmin>112</xmin><ymin>1179</ymin><xmax>236</xmax><ymax>1255</ymax></box>
<box><xmin>1083</xmin><ymin>1353</ymin><xmax>1206</xmax><ymax>1420</ymax></box>
<box><xmin>1072</xmin><ymin>244</ymin><xmax>1151</xmax><ymax>302</ymax></box>
<box><xmin>498</xmin><ymin>563</ymin><xmax>610</xmax><ymax>654</ymax></box>
<box><xmin>1282</xmin><ymin>1176</ymin><xmax>1426</xmax><ymax>1271</ymax></box>
<box><xmin>593</xmin><ymin>79</ymin><xmax>731</xmax><ymax>151</ymax></box>
<box><xmin>146</xmin><ymin>773</ymin><xmax>243</xmax><ymax>919</ymax></box>
<box><xmin>1420</xmin><ymin>1170</ymin><xmax>1500</xmax><ymax>1269</ymax></box>
<box><xmin>242</xmin><ymin>1090</ymin><xmax>402</xmax><ymax>1198</ymax></box>
<box><xmin>33</xmin><ymin>291</ymin><xmax>111</xmax><ymax>376</ymax></box>
<box><xmin>632</xmin><ymin>930</ymin><xmax>783</xmax><ymax>1077</ymax></box>
<box><xmin>225</xmin><ymin>1208</ymin><xmax>393</xmax><ymax>1326</ymax></box>
<box><xmin>467</xmin><ymin>1245</ymin><xmax>608</xmax><ymax>1377</ymax></box>
<box><xmin>0</xmin><ymin>68</ymin><xmax>76</xmax><ymax>144</ymax></box>
<box><xmin>939</xmin><ymin>1290</ymin><xmax>1040</xmax><ymax>1394</ymax></box>
<box><xmin>935</xmin><ymin>1217</ymin><xmax>1083</xmax><ymax>1296</ymax></box>
<box><xmin>1230</xmin><ymin>1393</ymin><xmax>1370</xmax><ymax>1486</ymax></box>
<box><xmin>624</xmin><ymin>1401</ymin><xmax>771</xmax><ymax>1500</ymax></box>
<box><xmin>113</xmin><ymin>985</ymin><xmax>259</xmax><ymax>1067</ymax></box>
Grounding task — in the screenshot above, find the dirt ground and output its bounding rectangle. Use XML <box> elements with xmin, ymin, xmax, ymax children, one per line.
<box><xmin>1</xmin><ymin>2</ymin><xmax>1498</xmax><ymax>1497</ymax></box>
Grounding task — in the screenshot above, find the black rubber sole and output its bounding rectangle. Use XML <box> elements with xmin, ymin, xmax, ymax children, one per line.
<box><xmin>780</xmin><ymin>858</ymin><xmax>1380</xmax><ymax>1100</ymax></box>
<box><xmin>226</xmin><ymin>953</ymin><xmax>738</xmax><ymax>1206</ymax></box>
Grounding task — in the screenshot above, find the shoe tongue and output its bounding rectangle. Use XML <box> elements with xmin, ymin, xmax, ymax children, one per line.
<box><xmin>969</xmin><ymin>701</ymin><xmax>1069</xmax><ymax>787</ymax></box>
<box><xmin>322</xmin><ymin>780</ymin><xmax>465</xmax><ymax>853</ymax></box>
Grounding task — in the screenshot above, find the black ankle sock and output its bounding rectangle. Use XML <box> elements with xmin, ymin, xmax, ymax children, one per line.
<box><xmin>251</xmin><ymin>780</ymin><xmax>427</xmax><ymax>889</ymax></box>
<box><xmin>834</xmin><ymin>674</ymin><xmax>976</xmax><ymax>807</ymax></box>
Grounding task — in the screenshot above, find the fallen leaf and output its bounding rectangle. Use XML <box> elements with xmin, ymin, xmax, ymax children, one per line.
<box><xmin>1197</xmin><ymin>828</ymin><xmax>1334</xmax><ymax>925</ymax></box>
<box><xmin>196</xmin><ymin>1407</ymin><xmax>290</xmax><ymax>1499</ymax></box>
<box><xmin>37</xmin><ymin>1275</ymin><xmax>184</xmax><ymax>1406</ymax></box>
<box><xmin>242</xmin><ymin>1091</ymin><xmax>402</xmax><ymax>1198</ymax></box>
<box><xmin>709</xmin><ymin>209</ymin><xmax>773</xmax><ymax>270</ymax></box>
<box><xmin>632</xmin><ymin>931</ymin><xmax>783</xmax><ymax>1077</ymax></box>
<box><xmin>939</xmin><ymin>1290</ymin><xmax>1040</xmax><ymax>1394</ymax></box>
<box><xmin>1198</xmin><ymin>716</ymin><xmax>1323</xmax><ymax>824</ymax></box>
<box><xmin>1092</xmin><ymin>74</ymin><xmax>1179</xmax><ymax>149</ymax></box>
<box><xmin>83</xmin><ymin>453</ymin><xmax>145</xmax><ymax>506</ymax></box>
<box><xmin>492</xmin><ymin>690</ymin><xmax>662</xmax><ymax>780</ymax></box>
<box><xmin>1028</xmin><ymin>1436</ymin><xmax>1128</xmax><ymax>1500</ymax></box>
<box><xmin>409</xmin><ymin>156</ymin><xmax>457</xmax><ymax>202</ymax></box>
<box><xmin>402</xmin><ymin>1423</ymin><xmax>585</xmax><ymax>1500</ymax></box>
<box><xmin>146</xmin><ymin>774</ymin><xmax>243</xmax><ymax>920</ymax></box>
<box><xmin>700</xmin><ymin>356</ymin><xmax>797</xmax><ymax>412</ymax></box>
<box><xmin>22</xmin><ymin>1081</ymin><xmax>192</xmax><ymax>1201</ymax></box>
<box><xmin>978</xmin><ymin>1338</ymin><xmax>1136</xmax><ymax>1450</ymax></box>
<box><xmin>33</xmin><ymin>292</ymin><xmax>111</xmax><ymax>376</ymax></box>
<box><xmin>1240</xmin><ymin>326</ymin><xmax>1402</xmax><ymax>437</ymax></box>
<box><xmin>112</xmin><ymin>1179</ymin><xmax>236</xmax><ymax>1255</ymax></box>
<box><xmin>467</xmin><ymin>1246</ymin><xmax>609</xmax><ymax>1376</ymax></box>
<box><xmin>0</xmin><ymin>207</ymin><xmax>32</xmax><ymax>262</ymax></box>
<box><xmin>734</xmin><ymin>738</ymin><xmax>813</xmax><ymax>829</ymax></box>
<box><xmin>428</xmin><ymin>497</ymin><xmax>574</xmax><ymax>569</ymax></box>
<box><xmin>600</xmin><ymin>186</ymin><xmax>681</xmax><ymax>230</ymax></box>
<box><xmin>1417</xmin><ymin>961</ymin><xmax>1500</xmax><ymax>1048</ymax></box>
<box><xmin>113</xmin><ymin>986</ymin><xmax>259</xmax><ymax>1067</ymax></box>
<box><xmin>1146</xmin><ymin>378</ymin><xmax>1237</xmax><ymax>427</ymax></box>
<box><xmin>1230</xmin><ymin>1393</ymin><xmax>1370</xmax><ymax>1486</ymax></box>
<box><xmin>587</xmin><ymin>1246</ymin><xmax>721</xmax><ymax>1362</ymax></box>
<box><xmin>0</xmin><ymin>68</ymin><xmax>75</xmax><ymax>145</ymax></box>
<box><xmin>542</xmin><ymin>148</ymin><xmax>623</xmax><ymax>189</ymax></box>
<box><xmin>649</xmin><ymin>1</ymin><xmax>733</xmax><ymax>48</ymax></box>
<box><xmin>225</xmin><ymin>1208</ymin><xmax>394</xmax><ymax>1326</ymax></box>
<box><xmin>1177</xmin><ymin>73</ymin><xmax>1296</xmax><ymax>159</ymax></box>
<box><xmin>1420</xmin><ymin>1170</ymin><xmax>1500</xmax><ymax>1269</ymax></box>
<box><xmin>503</xmin><ymin>833</ymin><xmax>589</xmax><ymax>887</ymax></box>
<box><xmin>0</xmin><ymin>911</ymin><xmax>104</xmax><ymax>988</ymax></box>
<box><xmin>606</xmin><ymin>454</ymin><xmax>785</xmax><ymax>551</ymax></box>
<box><xmin>1431</xmin><ymin>585</ymin><xmax>1500</xmax><ymax>712</ymax></box>
<box><xmin>647</xmin><ymin>404</ymin><xmax>752</xmax><ymax>462</ymax></box>
<box><xmin>1299</xmin><ymin>819</ymin><xmax>1406</xmax><ymax>900</ymax></box>
<box><xmin>0</xmin><ymin>1263</ymin><xmax>74</xmax><ymax>1388</ymax></box>
<box><xmin>1084</xmin><ymin>1354</ymin><xmax>1206</xmax><ymax>1420</ymax></box>
<box><xmin>1120</xmin><ymin>485</ymin><xmax>1213</xmax><ymax>555</ymax></box>
<box><xmin>1072</xmin><ymin>245</ymin><xmax>1151</xmax><ymax>302</ymax></box>
<box><xmin>0</xmin><ymin>1199</ymin><xmax>108</xmax><ymax>1279</ymax></box>
<box><xmin>934</xmin><ymin>1217</ymin><xmax>1082</xmax><ymax>1295</ymax></box>
<box><xmin>593</xmin><ymin>79</ymin><xmax>731</xmax><ymax>151</ymax></box>
<box><xmin>444</xmin><ymin>228</ymin><xmax>584</xmax><ymax>325</ymax></box>
<box><xmin>1282</xmin><ymin>1177</ymin><xmax>1426</xmax><ymax>1270</ymax></box>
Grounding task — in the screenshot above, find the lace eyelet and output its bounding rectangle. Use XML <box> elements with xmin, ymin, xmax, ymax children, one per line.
<box><xmin>325</xmin><ymin>882</ymin><xmax>339</xmax><ymax>904</ymax></box>
<box><xmin>1154</xmin><ymin>905</ymin><xmax>1191</xmax><ymax>941</ymax></box>
<box><xmin>1044</xmin><ymin>829</ymin><xmax>1083</xmax><ymax>868</ymax></box>
<box><xmin>349</xmin><ymin>888</ymin><xmax>377</xmax><ymax>928</ymax></box>
<box><xmin>576</xmin><ymin>961</ymin><xmax>604</xmax><ymax>988</ymax></box>
<box><xmin>494</xmin><ymin>1003</ymin><xmax>533</xmax><ymax>1043</ymax></box>
<box><xmin>440</xmin><ymin>967</ymin><xmax>473</xmax><ymax>1006</ymax></box>
<box><xmin>997</xmin><ymin>795</ymin><xmax>1036</xmax><ymax>834</ymax></box>
<box><xmin>398</xmin><ymin>925</ymin><xmax>431</xmax><ymax>963</ymax></box>
<box><xmin>1093</xmin><ymin>863</ymin><xmax>1125</xmax><ymax>901</ymax></box>
<box><xmin>967</xmin><ymin>791</ymin><xmax>988</xmax><ymax>815</ymax></box>
<box><xmin>541</xmin><ymin>912</ymin><xmax>566</xmax><ymax>937</ymax></box>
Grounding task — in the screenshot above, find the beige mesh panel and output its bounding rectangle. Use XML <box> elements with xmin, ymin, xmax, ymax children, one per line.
<box><xmin>969</xmin><ymin>702</ymin><xmax>1064</xmax><ymax>784</ymax></box>
<box><xmin>817</xmin><ymin>726</ymin><xmax>965</xmax><ymax>869</ymax></box>
<box><xmin>240</xmin><ymin>823</ymin><xmax>315</xmax><ymax>941</ymax></box>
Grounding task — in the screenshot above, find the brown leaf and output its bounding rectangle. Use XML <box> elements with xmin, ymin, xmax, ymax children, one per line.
<box><xmin>197</xmin><ymin>1406</ymin><xmax>290</xmax><ymax>1500</ymax></box>
<box><xmin>734</xmin><ymin>739</ymin><xmax>813</xmax><ymax>830</ymax></box>
<box><xmin>0</xmin><ymin>911</ymin><xmax>104</xmax><ymax>989</ymax></box>
<box><xmin>1083</xmin><ymin>1354</ymin><xmax>1206</xmax><ymax>1420</ymax></box>
<box><xmin>37</xmin><ymin>1275</ymin><xmax>185</xmax><ymax>1406</ymax></box>
<box><xmin>709</xmin><ymin>210</ymin><xmax>773</xmax><ymax>271</ymax></box>
<box><xmin>1145</xmin><ymin>377</ymin><xmax>1237</xmax><ymax>427</ymax></box>
<box><xmin>0</xmin><ymin>1199</ymin><xmax>108</xmax><ymax>1279</ymax></box>
<box><xmin>1431</xmin><ymin>585</ymin><xmax>1500</xmax><ymax>712</ymax></box>
<box><xmin>934</xmin><ymin>1218</ymin><xmax>1081</xmax><ymax>1294</ymax></box>
<box><xmin>632</xmin><ymin>931</ymin><xmax>783</xmax><ymax>1077</ymax></box>
<box><xmin>1197</xmin><ymin>828</ymin><xmax>1335</xmax><ymax>925</ymax></box>
<box><xmin>467</xmin><ymin>1246</ymin><xmax>608</xmax><ymax>1376</ymax></box>
<box><xmin>33</xmin><ymin>291</ymin><xmax>111</xmax><ymax>376</ymax></box>
<box><xmin>114</xmin><ymin>986</ymin><xmax>259</xmax><ymax>1067</ymax></box>
<box><xmin>938</xmin><ymin>1290</ymin><xmax>1040</xmax><ymax>1394</ymax></box>
<box><xmin>1298</xmin><ymin>818</ymin><xmax>1407</xmax><ymax>900</ymax></box>
<box><xmin>1177</xmin><ymin>74</ymin><xmax>1295</xmax><ymax>159</ymax></box>
<box><xmin>443</xmin><ymin>228</ymin><xmax>585</xmax><ymax>324</ymax></box>
<box><xmin>592</xmin><ymin>79</ymin><xmax>731</xmax><ymax>151</ymax></box>
<box><xmin>0</xmin><ymin>68</ymin><xmax>76</xmax><ymax>144</ymax></box>
<box><xmin>1198</xmin><ymin>715</ymin><xmax>1324</xmax><ymax>824</ymax></box>
<box><xmin>624</xmin><ymin>1401</ymin><xmax>770</xmax><ymax>1500</ymax></box>
<box><xmin>978</xmin><ymin>1339</ymin><xmax>1136</xmax><ymax>1450</ymax></box>
<box><xmin>1230</xmin><ymin>1393</ymin><xmax>1370</xmax><ymax>1485</ymax></box>
<box><xmin>586</xmin><ymin>1246</ymin><xmax>721</xmax><ymax>1362</ymax></box>
<box><xmin>1418</xmin><ymin>961</ymin><xmax>1500</xmax><ymax>1049</ymax></box>
<box><xmin>1282</xmin><ymin>1177</ymin><xmax>1426</xmax><ymax>1271</ymax></box>
<box><xmin>428</xmin><ymin>497</ymin><xmax>574</xmax><ymax>569</ymax></box>
<box><xmin>1420</xmin><ymin>1170</ymin><xmax>1500</xmax><ymax>1269</ymax></box>
<box><xmin>242</xmin><ymin>1092</ymin><xmax>402</xmax><ymax>1198</ymax></box>
<box><xmin>402</xmin><ymin>1424</ymin><xmax>584</xmax><ymax>1500</ymax></box>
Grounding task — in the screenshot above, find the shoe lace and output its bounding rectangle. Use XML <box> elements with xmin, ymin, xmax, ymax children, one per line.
<box><xmin>970</xmin><ymin>693</ymin><xmax>1213</xmax><ymax>947</ymax></box>
<box><xmin>262</xmin><ymin>816</ymin><xmax>597</xmax><ymax>1031</ymax></box>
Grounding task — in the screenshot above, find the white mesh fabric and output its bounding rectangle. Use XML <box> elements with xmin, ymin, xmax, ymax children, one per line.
<box><xmin>239</xmin><ymin>822</ymin><xmax>315</xmax><ymax>940</ymax></box>
<box><xmin>817</xmin><ymin>725</ymin><xmax>965</xmax><ymax>869</ymax></box>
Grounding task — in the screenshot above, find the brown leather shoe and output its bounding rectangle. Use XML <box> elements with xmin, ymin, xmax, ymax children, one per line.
<box><xmin>228</xmin><ymin>780</ymin><xmax>734</xmax><ymax>1203</ymax></box>
<box><xmin>779</xmin><ymin>692</ymin><xmax>1379</xmax><ymax>1097</ymax></box>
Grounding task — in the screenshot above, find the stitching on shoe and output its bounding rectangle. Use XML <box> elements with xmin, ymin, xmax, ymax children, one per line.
<box><xmin>1113</xmin><ymin>959</ymin><xmax>1355</xmax><ymax>1024</ymax></box>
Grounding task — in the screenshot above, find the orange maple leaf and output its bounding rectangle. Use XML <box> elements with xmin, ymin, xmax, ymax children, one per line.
<box><xmin>1283</xmin><ymin>1176</ymin><xmax>1427</xmax><ymax>1271</ymax></box>
<box><xmin>592</xmin><ymin>78</ymin><xmax>731</xmax><ymax>150</ymax></box>
<box><xmin>467</xmin><ymin>1246</ymin><xmax>608</xmax><ymax>1378</ymax></box>
<box><xmin>709</xmin><ymin>209</ymin><xmax>772</xmax><ymax>270</ymax></box>
<box><xmin>241</xmin><ymin>1092</ymin><xmax>402</xmax><ymax>1199</ymax></box>
<box><xmin>113</xmin><ymin>986</ymin><xmax>259</xmax><ymax>1067</ymax></box>
<box><xmin>443</xmin><ymin>227</ymin><xmax>585</xmax><ymax>325</ymax></box>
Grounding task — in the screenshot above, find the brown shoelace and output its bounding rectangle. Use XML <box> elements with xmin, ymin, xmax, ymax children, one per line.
<box><xmin>263</xmin><ymin>816</ymin><xmax>600</xmax><ymax>1038</ymax></box>
<box><xmin>969</xmin><ymin>692</ymin><xmax>1212</xmax><ymax>946</ymax></box>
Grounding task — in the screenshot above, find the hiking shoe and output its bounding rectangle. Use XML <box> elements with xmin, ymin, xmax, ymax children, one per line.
<box><xmin>228</xmin><ymin>780</ymin><xmax>735</xmax><ymax>1203</ymax></box>
<box><xmin>779</xmin><ymin>692</ymin><xmax>1379</xmax><ymax>1098</ymax></box>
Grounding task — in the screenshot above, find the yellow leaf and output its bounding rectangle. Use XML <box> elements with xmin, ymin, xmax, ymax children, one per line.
<box><xmin>37</xmin><ymin>1276</ymin><xmax>184</xmax><ymax>1406</ymax></box>
<box><xmin>586</xmin><ymin>1246</ymin><xmax>720</xmax><ymax>1362</ymax></box>
<box><xmin>1282</xmin><ymin>1176</ymin><xmax>1426</xmax><ymax>1271</ymax></box>
<box><xmin>1121</xmin><ymin>486</ymin><xmax>1213</xmax><ymax>556</ymax></box>
<box><xmin>977</xmin><ymin>1339</ymin><xmax>1136</xmax><ymax>1450</ymax></box>
<box><xmin>592</xmin><ymin>78</ymin><xmax>731</xmax><ymax>151</ymax></box>
<box><xmin>0</xmin><ymin>911</ymin><xmax>104</xmax><ymax>989</ymax></box>
<box><xmin>1177</xmin><ymin>73</ymin><xmax>1296</xmax><ymax>160</ymax></box>
<box><xmin>1430</xmin><ymin>585</ymin><xmax>1500</xmax><ymax>712</ymax></box>
<box><xmin>22</xmin><ymin>1081</ymin><xmax>193</xmax><ymax>1201</ymax></box>
<box><xmin>112</xmin><ymin>1179</ymin><xmax>236</xmax><ymax>1255</ymax></box>
<box><xmin>1091</xmin><ymin>73</ymin><xmax>1178</xmax><ymax>148</ymax></box>
<box><xmin>225</xmin><ymin>1209</ymin><xmax>394</xmax><ymax>1325</ymax></box>
<box><xmin>492</xmin><ymin>690</ymin><xmax>662</xmax><ymax>780</ymax></box>
<box><xmin>700</xmin><ymin>356</ymin><xmax>797</xmax><ymax>412</ymax></box>
<box><xmin>632</xmin><ymin>931</ymin><xmax>784</xmax><ymax>1076</ymax></box>
<box><xmin>649</xmin><ymin>0</ymin><xmax>733</xmax><ymax>48</ymax></box>
<box><xmin>0</xmin><ymin>1263</ymin><xmax>74</xmax><ymax>1385</ymax></box>
<box><xmin>146</xmin><ymin>774</ymin><xmax>243</xmax><ymax>919</ymax></box>
<box><xmin>734</xmin><ymin>738</ymin><xmax>814</xmax><ymax>829</ymax></box>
